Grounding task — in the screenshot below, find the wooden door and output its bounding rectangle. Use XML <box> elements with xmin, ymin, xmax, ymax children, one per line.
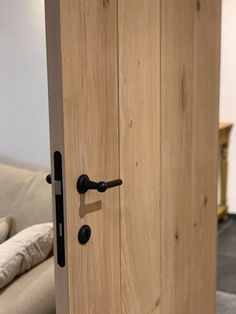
<box><xmin>45</xmin><ymin>1</ymin><xmax>221</xmax><ymax>314</ymax></box>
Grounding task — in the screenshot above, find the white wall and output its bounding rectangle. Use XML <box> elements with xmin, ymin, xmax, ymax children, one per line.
<box><xmin>0</xmin><ymin>0</ymin><xmax>50</xmax><ymax>171</ymax></box>
<box><xmin>220</xmin><ymin>0</ymin><xmax>236</xmax><ymax>213</ymax></box>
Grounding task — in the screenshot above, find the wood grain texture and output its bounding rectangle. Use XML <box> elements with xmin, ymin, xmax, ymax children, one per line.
<box><xmin>119</xmin><ymin>1</ymin><xmax>161</xmax><ymax>313</ymax></box>
<box><xmin>47</xmin><ymin>0</ymin><xmax>120</xmax><ymax>313</ymax></box>
<box><xmin>160</xmin><ymin>1</ymin><xmax>221</xmax><ymax>313</ymax></box>
<box><xmin>190</xmin><ymin>1</ymin><xmax>221</xmax><ymax>313</ymax></box>
<box><xmin>160</xmin><ymin>1</ymin><xmax>195</xmax><ymax>313</ymax></box>
<box><xmin>46</xmin><ymin>0</ymin><xmax>221</xmax><ymax>312</ymax></box>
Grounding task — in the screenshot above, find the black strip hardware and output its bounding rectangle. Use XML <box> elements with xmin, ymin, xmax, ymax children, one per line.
<box><xmin>46</xmin><ymin>152</ymin><xmax>65</xmax><ymax>268</ymax></box>
<box><xmin>77</xmin><ymin>174</ymin><xmax>123</xmax><ymax>194</ymax></box>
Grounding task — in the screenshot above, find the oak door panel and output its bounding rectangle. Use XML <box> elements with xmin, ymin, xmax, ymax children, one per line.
<box><xmin>160</xmin><ymin>1</ymin><xmax>221</xmax><ymax>314</ymax></box>
<box><xmin>160</xmin><ymin>1</ymin><xmax>195</xmax><ymax>313</ymax></box>
<box><xmin>190</xmin><ymin>1</ymin><xmax>221</xmax><ymax>313</ymax></box>
<box><xmin>119</xmin><ymin>1</ymin><xmax>161</xmax><ymax>313</ymax></box>
<box><xmin>45</xmin><ymin>1</ymin><xmax>120</xmax><ymax>313</ymax></box>
<box><xmin>46</xmin><ymin>1</ymin><xmax>221</xmax><ymax>313</ymax></box>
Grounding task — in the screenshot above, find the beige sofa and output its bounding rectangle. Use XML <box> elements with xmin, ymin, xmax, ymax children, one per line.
<box><xmin>0</xmin><ymin>162</ymin><xmax>56</xmax><ymax>314</ymax></box>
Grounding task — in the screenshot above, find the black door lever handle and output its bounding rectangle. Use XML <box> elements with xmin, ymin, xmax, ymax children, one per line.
<box><xmin>77</xmin><ymin>174</ymin><xmax>122</xmax><ymax>194</ymax></box>
<box><xmin>46</xmin><ymin>174</ymin><xmax>52</xmax><ymax>184</ymax></box>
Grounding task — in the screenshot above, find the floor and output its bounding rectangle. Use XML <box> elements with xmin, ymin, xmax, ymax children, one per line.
<box><xmin>217</xmin><ymin>216</ymin><xmax>236</xmax><ymax>314</ymax></box>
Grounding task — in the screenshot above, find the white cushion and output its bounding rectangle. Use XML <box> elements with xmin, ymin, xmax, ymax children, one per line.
<box><xmin>0</xmin><ymin>223</ymin><xmax>53</xmax><ymax>290</ymax></box>
<box><xmin>0</xmin><ymin>217</ymin><xmax>12</xmax><ymax>244</ymax></box>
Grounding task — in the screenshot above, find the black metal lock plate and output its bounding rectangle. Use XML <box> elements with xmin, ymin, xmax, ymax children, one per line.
<box><xmin>53</xmin><ymin>151</ymin><xmax>65</xmax><ymax>268</ymax></box>
<box><xmin>78</xmin><ymin>225</ymin><xmax>91</xmax><ymax>245</ymax></box>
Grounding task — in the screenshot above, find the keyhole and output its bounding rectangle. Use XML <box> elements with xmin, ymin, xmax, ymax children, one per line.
<box><xmin>78</xmin><ymin>225</ymin><xmax>91</xmax><ymax>245</ymax></box>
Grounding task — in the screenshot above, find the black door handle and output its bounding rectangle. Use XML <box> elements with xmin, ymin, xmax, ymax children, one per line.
<box><xmin>77</xmin><ymin>174</ymin><xmax>122</xmax><ymax>194</ymax></box>
<box><xmin>46</xmin><ymin>174</ymin><xmax>52</xmax><ymax>184</ymax></box>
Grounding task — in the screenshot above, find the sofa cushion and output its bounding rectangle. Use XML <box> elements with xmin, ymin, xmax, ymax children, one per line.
<box><xmin>0</xmin><ymin>223</ymin><xmax>53</xmax><ymax>289</ymax></box>
<box><xmin>0</xmin><ymin>162</ymin><xmax>52</xmax><ymax>236</ymax></box>
<box><xmin>0</xmin><ymin>257</ymin><xmax>55</xmax><ymax>314</ymax></box>
<box><xmin>0</xmin><ymin>216</ymin><xmax>12</xmax><ymax>244</ymax></box>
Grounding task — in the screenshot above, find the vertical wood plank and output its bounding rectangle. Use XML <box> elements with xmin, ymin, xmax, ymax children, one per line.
<box><xmin>160</xmin><ymin>1</ymin><xmax>195</xmax><ymax>313</ymax></box>
<box><xmin>119</xmin><ymin>1</ymin><xmax>161</xmax><ymax>313</ymax></box>
<box><xmin>161</xmin><ymin>1</ymin><xmax>221</xmax><ymax>314</ymax></box>
<box><xmin>61</xmin><ymin>1</ymin><xmax>120</xmax><ymax>312</ymax></box>
<box><xmin>46</xmin><ymin>0</ymin><xmax>121</xmax><ymax>313</ymax></box>
<box><xmin>190</xmin><ymin>1</ymin><xmax>221</xmax><ymax>313</ymax></box>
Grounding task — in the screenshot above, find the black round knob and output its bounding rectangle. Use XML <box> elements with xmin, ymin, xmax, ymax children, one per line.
<box><xmin>78</xmin><ymin>225</ymin><xmax>91</xmax><ymax>245</ymax></box>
